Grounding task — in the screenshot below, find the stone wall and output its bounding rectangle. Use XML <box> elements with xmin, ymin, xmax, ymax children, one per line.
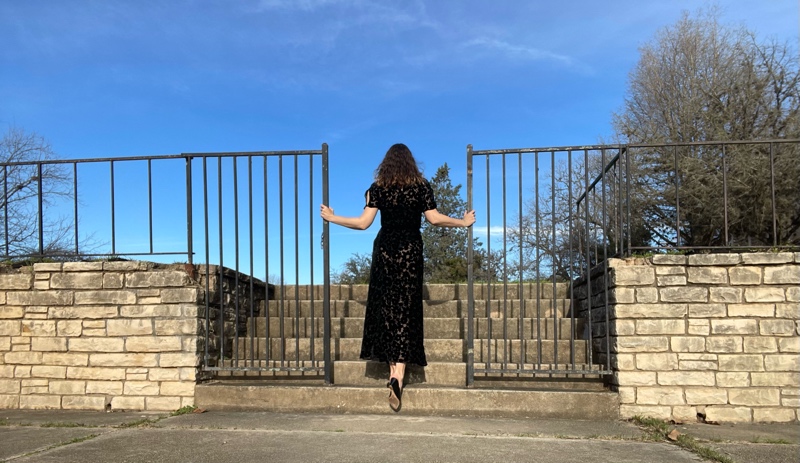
<box><xmin>577</xmin><ymin>252</ymin><xmax>800</xmax><ymax>423</ymax></box>
<box><xmin>0</xmin><ymin>261</ymin><xmax>266</xmax><ymax>411</ymax></box>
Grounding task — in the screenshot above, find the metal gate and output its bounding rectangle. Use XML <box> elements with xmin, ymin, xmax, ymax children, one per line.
<box><xmin>466</xmin><ymin>144</ymin><xmax>614</xmax><ymax>385</ymax></box>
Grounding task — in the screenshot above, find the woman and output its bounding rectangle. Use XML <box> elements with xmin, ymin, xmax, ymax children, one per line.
<box><xmin>320</xmin><ymin>143</ymin><xmax>475</xmax><ymax>412</ymax></box>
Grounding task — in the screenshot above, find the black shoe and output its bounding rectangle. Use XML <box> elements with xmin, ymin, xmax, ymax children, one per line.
<box><xmin>387</xmin><ymin>377</ymin><xmax>402</xmax><ymax>412</ymax></box>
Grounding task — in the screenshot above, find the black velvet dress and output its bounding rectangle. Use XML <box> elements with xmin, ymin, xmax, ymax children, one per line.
<box><xmin>359</xmin><ymin>180</ymin><xmax>436</xmax><ymax>367</ymax></box>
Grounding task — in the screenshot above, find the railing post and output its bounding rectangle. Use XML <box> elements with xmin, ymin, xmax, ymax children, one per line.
<box><xmin>466</xmin><ymin>144</ymin><xmax>474</xmax><ymax>387</ymax></box>
<box><xmin>322</xmin><ymin>143</ymin><xmax>332</xmax><ymax>385</ymax></box>
<box><xmin>37</xmin><ymin>163</ymin><xmax>44</xmax><ymax>255</ymax></box>
<box><xmin>185</xmin><ymin>155</ymin><xmax>194</xmax><ymax>264</ymax></box>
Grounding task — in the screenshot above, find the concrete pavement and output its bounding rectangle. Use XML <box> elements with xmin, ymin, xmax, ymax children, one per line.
<box><xmin>1</xmin><ymin>409</ymin><xmax>797</xmax><ymax>463</ymax></box>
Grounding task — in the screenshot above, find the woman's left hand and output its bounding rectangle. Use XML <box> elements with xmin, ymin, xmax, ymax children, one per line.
<box><xmin>320</xmin><ymin>204</ymin><xmax>335</xmax><ymax>222</ymax></box>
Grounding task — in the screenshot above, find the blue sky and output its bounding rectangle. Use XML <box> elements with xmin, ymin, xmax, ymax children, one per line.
<box><xmin>1</xmin><ymin>0</ymin><xmax>798</xmax><ymax>283</ymax></box>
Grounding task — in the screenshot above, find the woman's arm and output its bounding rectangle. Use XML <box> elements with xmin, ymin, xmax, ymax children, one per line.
<box><xmin>320</xmin><ymin>203</ymin><xmax>378</xmax><ymax>230</ymax></box>
<box><xmin>423</xmin><ymin>209</ymin><xmax>476</xmax><ymax>228</ymax></box>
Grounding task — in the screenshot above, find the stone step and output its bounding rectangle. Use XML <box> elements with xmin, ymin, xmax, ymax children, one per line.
<box><xmin>194</xmin><ymin>382</ymin><xmax>619</xmax><ymax>419</ymax></box>
<box><xmin>270</xmin><ymin>283</ymin><xmax>570</xmax><ymax>301</ymax></box>
<box><xmin>247</xmin><ymin>317</ymin><xmax>586</xmax><ymax>340</ymax></box>
<box><xmin>262</xmin><ymin>299</ymin><xmax>573</xmax><ymax>318</ymax></box>
<box><xmin>234</xmin><ymin>338</ymin><xmax>589</xmax><ymax>363</ymax></box>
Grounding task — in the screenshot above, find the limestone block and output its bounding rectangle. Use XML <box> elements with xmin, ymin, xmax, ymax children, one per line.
<box><xmin>744</xmin><ymin>288</ymin><xmax>785</xmax><ymax>303</ymax></box>
<box><xmin>159</xmin><ymin>353</ymin><xmax>199</xmax><ymax>368</ymax></box>
<box><xmin>711</xmin><ymin>320</ymin><xmax>758</xmax><ymax>335</ymax></box>
<box><xmin>658</xmin><ymin>371</ymin><xmax>715</xmax><ymax>386</ymax></box>
<box><xmin>181</xmin><ymin>337</ymin><xmax>199</xmax><ymax>353</ymax></box>
<box><xmin>776</xmin><ymin>303</ymin><xmax>800</xmax><ymax>319</ymax></box>
<box><xmin>126</xmin><ymin>374</ymin><xmax>147</xmax><ymax>381</ymax></box>
<box><xmin>751</xmin><ymin>372</ymin><xmax>799</xmax><ymax>387</ymax></box>
<box><xmin>0</xmin><ymin>307</ymin><xmax>24</xmax><ymax>319</ymax></box>
<box><xmin>728</xmin><ymin>388</ymin><xmax>780</xmax><ymax>406</ymax></box>
<box><xmin>31</xmin><ymin>337</ymin><xmax>67</xmax><ymax>352</ymax></box>
<box><xmin>126</xmin><ymin>271</ymin><xmax>190</xmax><ymax>288</ymax></box>
<box><xmin>86</xmin><ymin>380</ymin><xmax>123</xmax><ymax>395</ymax></box>
<box><xmin>688</xmin><ymin>267</ymin><xmax>727</xmax><ymax>284</ymax></box>
<box><xmin>671</xmin><ymin>337</ymin><xmax>706</xmax><ymax>352</ymax></box>
<box><xmin>161</xmin><ymin>288</ymin><xmax>200</xmax><ymax>304</ymax></box>
<box><xmin>146</xmin><ymin>396</ymin><xmax>182</xmax><ymax>411</ymax></box>
<box><xmin>614</xmin><ymin>304</ymin><xmax>687</xmax><ymax>319</ymax></box>
<box><xmin>4</xmin><ymin>351</ymin><xmax>43</xmax><ymax>364</ymax></box>
<box><xmin>50</xmin><ymin>273</ymin><xmax>103</xmax><ymax>289</ymax></box>
<box><xmin>181</xmin><ymin>304</ymin><xmax>200</xmax><ymax>317</ymax></box>
<box><xmin>635</xmin><ymin>288</ymin><xmax>659</xmax><ymax>303</ymax></box>
<box><xmin>56</xmin><ymin>321</ymin><xmax>82</xmax><ymax>337</ymax></box>
<box><xmin>33</xmin><ymin>280</ymin><xmax>50</xmax><ymax>290</ymax></box>
<box><xmin>728</xmin><ymin>267</ymin><xmax>762</xmax><ymax>285</ymax></box>
<box><xmin>718</xmin><ymin>354</ymin><xmax>764</xmax><ymax>371</ymax></box>
<box><xmin>689</xmin><ymin>304</ymin><xmax>726</xmax><ymax>318</ymax></box>
<box><xmin>743</xmin><ymin>337</ymin><xmax>778</xmax><ymax>353</ymax></box>
<box><xmin>760</xmin><ymin>320</ymin><xmax>796</xmax><ymax>336</ymax></box>
<box><xmin>0</xmin><ymin>379</ymin><xmax>20</xmax><ymax>393</ymax></box>
<box><xmin>651</xmin><ymin>255</ymin><xmax>686</xmax><ymax>265</ymax></box>
<box><xmin>636</xmin><ymin>319</ymin><xmax>685</xmax><ymax>335</ymax></box>
<box><xmin>783</xmin><ymin>398</ymin><xmax>800</xmax><ymax>408</ymax></box>
<box><xmin>82</xmin><ymin>329</ymin><xmax>106</xmax><ymax>337</ymax></box>
<box><xmin>657</xmin><ymin>275</ymin><xmax>687</xmax><ymax>286</ymax></box>
<box><xmin>763</xmin><ymin>265</ymin><xmax>800</xmax><ymax>284</ymax></box>
<box><xmin>179</xmin><ymin>367</ymin><xmax>197</xmax><ymax>381</ymax></box>
<box><xmin>148</xmin><ymin>368</ymin><xmax>181</xmax><ymax>381</ymax></box>
<box><xmin>74</xmin><ymin>290</ymin><xmax>136</xmax><ymax>305</ymax></box>
<box><xmin>636</xmin><ymin>386</ymin><xmax>685</xmax><ymax>405</ymax></box>
<box><xmin>636</xmin><ymin>353</ymin><xmax>679</xmax><ymax>370</ymax></box>
<box><xmin>49</xmin><ymin>306</ymin><xmax>118</xmax><ymax>319</ymax></box>
<box><xmin>764</xmin><ymin>354</ymin><xmax>800</xmax><ymax>371</ymax></box>
<box><xmin>14</xmin><ymin>366</ymin><xmax>31</xmax><ymax>377</ymax></box>
<box><xmin>614</xmin><ymin>371</ymin><xmax>657</xmax><ymax>386</ymax></box>
<box><xmin>103</xmin><ymin>273</ymin><xmax>124</xmax><ymax>289</ymax></box>
<box><xmin>778</xmin><ymin>337</ymin><xmax>800</xmax><ymax>353</ymax></box>
<box><xmin>660</xmin><ymin>287</ymin><xmax>707</xmax><ymax>303</ymax></box>
<box><xmin>611</xmin><ymin>288</ymin><xmax>635</xmax><ymax>303</ymax></box>
<box><xmin>111</xmin><ymin>396</ymin><xmax>145</xmax><ymax>411</ymax></box>
<box><xmin>704</xmin><ymin>406</ymin><xmax>752</xmax><ymax>423</ymax></box>
<box><xmin>181</xmin><ymin>397</ymin><xmax>195</xmax><ymax>408</ymax></box>
<box><xmin>125</xmin><ymin>336</ymin><xmax>182</xmax><ymax>352</ymax></box>
<box><xmin>19</xmin><ymin>395</ymin><xmax>61</xmax><ymax>409</ymax></box>
<box><xmin>787</xmin><ymin>287</ymin><xmax>800</xmax><ymax>302</ymax></box>
<box><xmin>610</xmin><ymin>267</ymin><xmax>655</xmax><ymax>286</ymax></box>
<box><xmin>20</xmin><ymin>320</ymin><xmax>56</xmax><ymax>337</ymax></box>
<box><xmin>69</xmin><ymin>338</ymin><xmax>124</xmax><ymax>352</ymax></box>
<box><xmin>107</xmin><ymin>319</ymin><xmax>153</xmax><ymax>336</ymax></box>
<box><xmin>67</xmin><ymin>367</ymin><xmax>126</xmax><ymax>380</ymax></box>
<box><xmin>0</xmin><ymin>274</ymin><xmax>33</xmax><ymax>290</ymax></box>
<box><xmin>43</xmin><ymin>353</ymin><xmax>88</xmax><ymax>366</ymax></box>
<box><xmin>49</xmin><ymin>380</ymin><xmax>86</xmax><ymax>395</ymax></box>
<box><xmin>709</xmin><ymin>288</ymin><xmax>743</xmax><ymax>304</ymax></box>
<box><xmin>124</xmin><ymin>381</ymin><xmax>160</xmax><ymax>396</ymax></box>
<box><xmin>62</xmin><ymin>396</ymin><xmax>105</xmax><ymax>410</ymax></box>
<box><xmin>0</xmin><ymin>320</ymin><xmax>21</xmax><ymax>336</ymax></box>
<box><xmin>121</xmin><ymin>305</ymin><xmax>182</xmax><ymax>317</ymax></box>
<box><xmin>672</xmin><ymin>406</ymin><xmax>700</xmax><ymax>423</ymax></box>
<box><xmin>0</xmin><ymin>337</ymin><xmax>9</xmax><ymax>351</ymax></box>
<box><xmin>82</xmin><ymin>320</ymin><xmax>106</xmax><ymax>329</ymax></box>
<box><xmin>753</xmin><ymin>408</ymin><xmax>796</xmax><ymax>423</ymax></box>
<box><xmin>685</xmin><ymin>387</ymin><xmax>728</xmax><ymax>405</ymax></box>
<box><xmin>728</xmin><ymin>304</ymin><xmax>775</xmax><ymax>318</ymax></box>
<box><xmin>612</xmin><ymin>354</ymin><xmax>636</xmax><ymax>370</ymax></box>
<box><xmin>619</xmin><ymin>404</ymin><xmax>671</xmax><ymax>420</ymax></box>
<box><xmin>7</xmin><ymin>291</ymin><xmax>73</xmax><ymax>306</ymax></box>
<box><xmin>155</xmin><ymin>319</ymin><xmax>198</xmax><ymax>336</ymax></box>
<box><xmin>138</xmin><ymin>297</ymin><xmax>161</xmax><ymax>304</ymax></box>
<box><xmin>742</xmin><ymin>253</ymin><xmax>793</xmax><ymax>264</ymax></box>
<box><xmin>656</xmin><ymin>266</ymin><xmax>685</xmax><ymax>275</ymax></box>
<box><xmin>159</xmin><ymin>381</ymin><xmax>195</xmax><ymax>396</ymax></box>
<box><xmin>716</xmin><ymin>372</ymin><xmax>750</xmax><ymax>387</ymax></box>
<box><xmin>615</xmin><ymin>336</ymin><xmax>669</xmax><ymax>353</ymax></box>
<box><xmin>32</xmin><ymin>263</ymin><xmax>62</xmax><ymax>272</ymax></box>
<box><xmin>611</xmin><ymin>320</ymin><xmax>636</xmax><ymax>336</ymax></box>
<box><xmin>31</xmin><ymin>366</ymin><xmax>67</xmax><ymax>378</ymax></box>
<box><xmin>688</xmin><ymin>319</ymin><xmax>710</xmax><ymax>336</ymax></box>
<box><xmin>688</xmin><ymin>254</ymin><xmax>741</xmax><ymax>266</ymax></box>
<box><xmin>104</xmin><ymin>261</ymin><xmax>150</xmax><ymax>271</ymax></box>
<box><xmin>90</xmin><ymin>353</ymin><xmax>159</xmax><ymax>367</ymax></box>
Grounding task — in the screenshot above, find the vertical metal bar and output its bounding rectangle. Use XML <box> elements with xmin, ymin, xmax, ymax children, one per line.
<box><xmin>674</xmin><ymin>146</ymin><xmax>681</xmax><ymax>248</ymax></box>
<box><xmin>722</xmin><ymin>145</ymin><xmax>729</xmax><ymax>246</ymax></box>
<box><xmin>202</xmin><ymin>157</ymin><xmax>211</xmax><ymax>370</ymax></box>
<box><xmin>625</xmin><ymin>148</ymin><xmax>631</xmax><ymax>256</ymax></box>
<box><xmin>217</xmin><ymin>157</ymin><xmax>225</xmax><ymax>366</ymax></box>
<box><xmin>322</xmin><ymin>144</ymin><xmax>332</xmax><ymax>384</ymax></box>
<box><xmin>148</xmin><ymin>159</ymin><xmax>154</xmax><ymax>255</ymax></box>
<box><xmin>186</xmin><ymin>158</ymin><xmax>193</xmax><ymax>265</ymax></box>
<box><xmin>466</xmin><ymin>145</ymin><xmax>474</xmax><ymax>386</ymax></box>
<box><xmin>73</xmin><ymin>163</ymin><xmax>79</xmax><ymax>255</ymax></box>
<box><xmin>309</xmin><ymin>153</ymin><xmax>316</xmax><ymax>365</ymax></box>
<box><xmin>279</xmin><ymin>155</ymin><xmax>286</xmax><ymax>366</ymax></box>
<box><xmin>501</xmin><ymin>153</ymin><xmax>508</xmax><ymax>370</ymax></box>
<box><xmin>485</xmin><ymin>153</ymin><xmax>492</xmax><ymax>371</ymax></box>
<box><xmin>551</xmin><ymin>151</ymin><xmax>558</xmax><ymax>370</ymax></box>
<box><xmin>248</xmin><ymin>156</ymin><xmax>255</xmax><ymax>368</ymax></box>
<box><xmin>534</xmin><ymin>152</ymin><xmax>541</xmax><ymax>369</ymax></box>
<box><xmin>294</xmin><ymin>155</ymin><xmax>301</xmax><ymax>367</ymax></box>
<box><xmin>567</xmin><ymin>150</ymin><xmax>575</xmax><ymax>368</ymax></box>
<box><xmin>233</xmin><ymin>156</ymin><xmax>241</xmax><ymax>368</ymax></box>
<box><xmin>3</xmin><ymin>165</ymin><xmax>8</xmax><ymax>256</ymax></box>
<box><xmin>263</xmin><ymin>156</ymin><xmax>271</xmax><ymax>368</ymax></box>
<box><xmin>110</xmin><ymin>161</ymin><xmax>115</xmax><ymax>256</ymax></box>
<box><xmin>584</xmin><ymin>149</ymin><xmax>594</xmax><ymax>367</ymax></box>
<box><xmin>601</xmin><ymin>149</ymin><xmax>610</xmax><ymax>372</ymax></box>
<box><xmin>517</xmin><ymin>152</ymin><xmax>524</xmax><ymax>371</ymax></box>
<box><xmin>36</xmin><ymin>163</ymin><xmax>43</xmax><ymax>255</ymax></box>
<box><xmin>769</xmin><ymin>143</ymin><xmax>777</xmax><ymax>246</ymax></box>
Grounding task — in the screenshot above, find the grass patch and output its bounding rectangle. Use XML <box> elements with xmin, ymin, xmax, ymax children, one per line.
<box><xmin>40</xmin><ymin>422</ymin><xmax>86</xmax><ymax>428</ymax></box>
<box><xmin>630</xmin><ymin>416</ymin><xmax>733</xmax><ymax>463</ymax></box>
<box><xmin>171</xmin><ymin>406</ymin><xmax>197</xmax><ymax>416</ymax></box>
<box><xmin>752</xmin><ymin>437</ymin><xmax>791</xmax><ymax>444</ymax></box>
<box><xmin>116</xmin><ymin>417</ymin><xmax>163</xmax><ymax>428</ymax></box>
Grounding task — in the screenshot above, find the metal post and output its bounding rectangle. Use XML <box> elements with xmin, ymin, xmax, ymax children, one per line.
<box><xmin>185</xmin><ymin>157</ymin><xmax>193</xmax><ymax>264</ymax></box>
<box><xmin>466</xmin><ymin>145</ymin><xmax>474</xmax><ymax>387</ymax></box>
<box><xmin>322</xmin><ymin>143</ymin><xmax>332</xmax><ymax>384</ymax></box>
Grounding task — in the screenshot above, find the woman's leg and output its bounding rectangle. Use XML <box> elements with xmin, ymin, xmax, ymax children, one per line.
<box><xmin>393</xmin><ymin>362</ymin><xmax>406</xmax><ymax>388</ymax></box>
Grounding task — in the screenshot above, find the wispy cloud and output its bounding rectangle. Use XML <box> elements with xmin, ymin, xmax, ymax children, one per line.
<box><xmin>461</xmin><ymin>37</ymin><xmax>593</xmax><ymax>74</ymax></box>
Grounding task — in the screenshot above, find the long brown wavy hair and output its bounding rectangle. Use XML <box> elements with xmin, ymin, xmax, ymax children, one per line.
<box><xmin>375</xmin><ymin>143</ymin><xmax>424</xmax><ymax>187</ymax></box>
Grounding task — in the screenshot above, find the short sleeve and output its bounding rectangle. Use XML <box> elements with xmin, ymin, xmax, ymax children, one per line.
<box><xmin>421</xmin><ymin>180</ymin><xmax>437</xmax><ymax>212</ymax></box>
<box><xmin>365</xmin><ymin>183</ymin><xmax>379</xmax><ymax>209</ymax></box>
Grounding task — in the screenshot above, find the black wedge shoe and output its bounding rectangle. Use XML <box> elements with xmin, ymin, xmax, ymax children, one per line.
<box><xmin>387</xmin><ymin>377</ymin><xmax>403</xmax><ymax>412</ymax></box>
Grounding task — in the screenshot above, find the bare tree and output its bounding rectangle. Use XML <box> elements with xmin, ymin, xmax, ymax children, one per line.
<box><xmin>0</xmin><ymin>127</ymin><xmax>90</xmax><ymax>260</ymax></box>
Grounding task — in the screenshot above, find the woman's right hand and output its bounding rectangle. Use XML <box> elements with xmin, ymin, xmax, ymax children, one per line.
<box><xmin>320</xmin><ymin>204</ymin><xmax>335</xmax><ymax>222</ymax></box>
<box><xmin>462</xmin><ymin>210</ymin><xmax>476</xmax><ymax>227</ymax></box>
